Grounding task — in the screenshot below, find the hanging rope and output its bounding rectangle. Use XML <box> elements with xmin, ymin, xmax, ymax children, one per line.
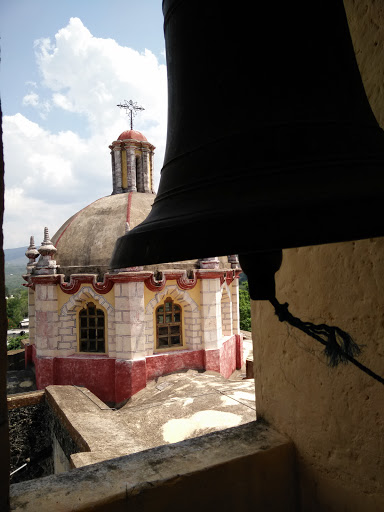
<box><xmin>269</xmin><ymin>297</ymin><xmax>384</xmax><ymax>386</ymax></box>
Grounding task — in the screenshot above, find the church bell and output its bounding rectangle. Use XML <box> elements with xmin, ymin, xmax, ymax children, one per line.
<box><xmin>111</xmin><ymin>0</ymin><xmax>384</xmax><ymax>272</ymax></box>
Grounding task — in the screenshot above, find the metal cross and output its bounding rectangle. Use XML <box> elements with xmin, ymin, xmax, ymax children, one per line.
<box><xmin>117</xmin><ymin>100</ymin><xmax>145</xmax><ymax>130</ymax></box>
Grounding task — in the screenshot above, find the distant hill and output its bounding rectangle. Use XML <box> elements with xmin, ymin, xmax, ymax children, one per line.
<box><xmin>4</xmin><ymin>247</ymin><xmax>28</xmax><ymax>293</ymax></box>
<box><xmin>4</xmin><ymin>247</ymin><xmax>28</xmax><ymax>265</ymax></box>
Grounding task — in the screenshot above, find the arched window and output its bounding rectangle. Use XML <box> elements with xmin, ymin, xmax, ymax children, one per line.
<box><xmin>156</xmin><ymin>298</ymin><xmax>182</xmax><ymax>348</ymax></box>
<box><xmin>79</xmin><ymin>302</ymin><xmax>105</xmax><ymax>353</ymax></box>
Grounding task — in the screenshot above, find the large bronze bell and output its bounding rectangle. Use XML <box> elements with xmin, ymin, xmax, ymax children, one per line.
<box><xmin>111</xmin><ymin>0</ymin><xmax>384</xmax><ymax>271</ymax></box>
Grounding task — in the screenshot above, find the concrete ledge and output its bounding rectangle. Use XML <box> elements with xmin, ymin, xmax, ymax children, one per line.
<box><xmin>10</xmin><ymin>421</ymin><xmax>297</xmax><ymax>512</ymax></box>
<box><xmin>7</xmin><ymin>390</ymin><xmax>45</xmax><ymax>411</ymax></box>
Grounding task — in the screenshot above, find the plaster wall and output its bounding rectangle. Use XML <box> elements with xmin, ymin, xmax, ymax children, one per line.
<box><xmin>252</xmin><ymin>238</ymin><xmax>384</xmax><ymax>511</ymax></box>
<box><xmin>114</xmin><ymin>281</ymin><xmax>146</xmax><ymax>359</ymax></box>
<box><xmin>28</xmin><ymin>288</ymin><xmax>35</xmax><ymax>346</ymax></box>
<box><xmin>221</xmin><ymin>283</ymin><xmax>233</xmax><ymax>336</ymax></box>
<box><xmin>200</xmin><ymin>278</ymin><xmax>222</xmax><ymax>349</ymax></box>
<box><xmin>231</xmin><ymin>277</ymin><xmax>240</xmax><ymax>334</ymax></box>
<box><xmin>34</xmin><ymin>283</ymin><xmax>59</xmax><ymax>358</ymax></box>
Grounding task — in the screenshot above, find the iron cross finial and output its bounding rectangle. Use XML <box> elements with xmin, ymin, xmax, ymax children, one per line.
<box><xmin>117</xmin><ymin>100</ymin><xmax>145</xmax><ymax>130</ymax></box>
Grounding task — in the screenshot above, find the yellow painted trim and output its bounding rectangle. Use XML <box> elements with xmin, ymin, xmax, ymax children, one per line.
<box><xmin>153</xmin><ymin>296</ymin><xmax>186</xmax><ymax>353</ymax></box>
<box><xmin>186</xmin><ymin>279</ymin><xmax>201</xmax><ymax>306</ymax></box>
<box><xmin>121</xmin><ymin>149</ymin><xmax>127</xmax><ymax>189</ymax></box>
<box><xmin>144</xmin><ymin>280</ymin><xmax>201</xmax><ymax>308</ymax></box>
<box><xmin>57</xmin><ymin>284</ymin><xmax>115</xmax><ymax>312</ymax></box>
<box><xmin>76</xmin><ymin>300</ymin><xmax>109</xmax><ymax>355</ymax></box>
<box><xmin>144</xmin><ymin>285</ymin><xmax>155</xmax><ymax>308</ymax></box>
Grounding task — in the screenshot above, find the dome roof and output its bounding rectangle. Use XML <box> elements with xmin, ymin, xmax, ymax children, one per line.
<box><xmin>117</xmin><ymin>129</ymin><xmax>148</xmax><ymax>142</ymax></box>
<box><xmin>51</xmin><ymin>193</ymin><xmax>232</xmax><ymax>275</ymax></box>
<box><xmin>52</xmin><ymin>192</ymin><xmax>155</xmax><ymax>271</ymax></box>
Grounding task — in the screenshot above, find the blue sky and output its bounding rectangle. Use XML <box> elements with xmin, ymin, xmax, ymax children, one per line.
<box><xmin>1</xmin><ymin>0</ymin><xmax>167</xmax><ymax>248</ymax></box>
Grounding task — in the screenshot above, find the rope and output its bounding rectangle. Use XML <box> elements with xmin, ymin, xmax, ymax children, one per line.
<box><xmin>269</xmin><ymin>297</ymin><xmax>384</xmax><ymax>386</ymax></box>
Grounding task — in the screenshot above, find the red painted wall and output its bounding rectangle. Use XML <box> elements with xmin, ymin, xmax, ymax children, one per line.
<box><xmin>32</xmin><ymin>335</ymin><xmax>242</xmax><ymax>403</ymax></box>
<box><xmin>115</xmin><ymin>358</ymin><xmax>146</xmax><ymax>404</ymax></box>
<box><xmin>235</xmin><ymin>334</ymin><xmax>244</xmax><ymax>370</ymax></box>
<box><xmin>219</xmin><ymin>335</ymin><xmax>237</xmax><ymax>379</ymax></box>
<box><xmin>34</xmin><ymin>355</ymin><xmax>55</xmax><ymax>390</ymax></box>
<box><xmin>146</xmin><ymin>349</ymin><xmax>205</xmax><ymax>381</ymax></box>
<box><xmin>54</xmin><ymin>355</ymin><xmax>116</xmax><ymax>402</ymax></box>
<box><xmin>205</xmin><ymin>335</ymin><xmax>243</xmax><ymax>379</ymax></box>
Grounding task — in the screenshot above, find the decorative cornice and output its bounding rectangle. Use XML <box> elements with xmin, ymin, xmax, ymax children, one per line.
<box><xmin>58</xmin><ymin>272</ymin><xmax>153</xmax><ymax>294</ymax></box>
<box><xmin>27</xmin><ymin>269</ymin><xmax>239</xmax><ymax>294</ymax></box>
<box><xmin>144</xmin><ymin>271</ymin><xmax>198</xmax><ymax>292</ymax></box>
<box><xmin>109</xmin><ymin>140</ymin><xmax>155</xmax><ymax>152</ymax></box>
<box><xmin>220</xmin><ymin>271</ymin><xmax>238</xmax><ymax>287</ymax></box>
<box><xmin>29</xmin><ymin>275</ymin><xmax>61</xmax><ymax>289</ymax></box>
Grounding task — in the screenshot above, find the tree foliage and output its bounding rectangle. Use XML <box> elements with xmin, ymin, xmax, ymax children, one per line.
<box><xmin>7</xmin><ymin>334</ymin><xmax>29</xmax><ymax>351</ymax></box>
<box><xmin>6</xmin><ymin>289</ymin><xmax>28</xmax><ymax>329</ymax></box>
<box><xmin>239</xmin><ymin>280</ymin><xmax>251</xmax><ymax>331</ymax></box>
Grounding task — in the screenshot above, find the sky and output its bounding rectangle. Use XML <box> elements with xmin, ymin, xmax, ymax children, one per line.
<box><xmin>0</xmin><ymin>0</ymin><xmax>167</xmax><ymax>249</ymax></box>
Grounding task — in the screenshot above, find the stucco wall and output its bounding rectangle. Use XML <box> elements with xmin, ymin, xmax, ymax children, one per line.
<box><xmin>251</xmin><ymin>3</ymin><xmax>384</xmax><ymax>510</ymax></box>
<box><xmin>252</xmin><ymin>239</ymin><xmax>384</xmax><ymax>510</ymax></box>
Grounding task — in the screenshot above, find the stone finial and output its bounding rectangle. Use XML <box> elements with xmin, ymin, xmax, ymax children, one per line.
<box><xmin>199</xmin><ymin>257</ymin><xmax>220</xmax><ymax>270</ymax></box>
<box><xmin>25</xmin><ymin>236</ymin><xmax>39</xmax><ymax>274</ymax></box>
<box><xmin>228</xmin><ymin>254</ymin><xmax>239</xmax><ymax>269</ymax></box>
<box><xmin>35</xmin><ymin>227</ymin><xmax>58</xmax><ymax>275</ymax></box>
<box><xmin>39</xmin><ymin>227</ymin><xmax>57</xmax><ymax>255</ymax></box>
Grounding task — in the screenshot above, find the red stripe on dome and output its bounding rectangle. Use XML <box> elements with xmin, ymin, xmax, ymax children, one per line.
<box><xmin>126</xmin><ymin>191</ymin><xmax>133</xmax><ymax>227</ymax></box>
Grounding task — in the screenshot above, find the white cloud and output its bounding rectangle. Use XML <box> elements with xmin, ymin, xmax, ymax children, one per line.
<box><xmin>3</xmin><ymin>17</ymin><xmax>168</xmax><ymax>249</ymax></box>
<box><xmin>33</xmin><ymin>17</ymin><xmax>167</xmax><ymax>135</ymax></box>
<box><xmin>52</xmin><ymin>93</ymin><xmax>74</xmax><ymax>111</ymax></box>
<box><xmin>22</xmin><ymin>92</ymin><xmax>39</xmax><ymax>107</ymax></box>
<box><xmin>4</xmin><ymin>187</ymin><xmax>85</xmax><ymax>250</ymax></box>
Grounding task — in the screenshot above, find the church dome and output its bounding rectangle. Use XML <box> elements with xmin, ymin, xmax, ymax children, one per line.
<box><xmin>52</xmin><ymin>192</ymin><xmax>155</xmax><ymax>274</ymax></box>
<box><xmin>50</xmin><ymin>129</ymin><xmax>232</xmax><ymax>277</ymax></box>
<box><xmin>117</xmin><ymin>129</ymin><xmax>148</xmax><ymax>142</ymax></box>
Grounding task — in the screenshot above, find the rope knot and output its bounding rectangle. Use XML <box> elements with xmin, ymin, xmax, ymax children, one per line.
<box><xmin>268</xmin><ymin>297</ymin><xmax>384</xmax><ymax>386</ymax></box>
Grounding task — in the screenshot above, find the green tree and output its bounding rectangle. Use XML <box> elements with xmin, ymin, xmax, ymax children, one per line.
<box><xmin>7</xmin><ymin>334</ymin><xmax>29</xmax><ymax>351</ymax></box>
<box><xmin>6</xmin><ymin>289</ymin><xmax>28</xmax><ymax>328</ymax></box>
<box><xmin>239</xmin><ymin>280</ymin><xmax>251</xmax><ymax>331</ymax></box>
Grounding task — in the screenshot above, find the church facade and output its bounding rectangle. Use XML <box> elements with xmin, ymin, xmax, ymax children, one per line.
<box><xmin>23</xmin><ymin>130</ymin><xmax>243</xmax><ymax>404</ymax></box>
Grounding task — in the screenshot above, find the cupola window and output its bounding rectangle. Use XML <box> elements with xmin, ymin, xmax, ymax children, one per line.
<box><xmin>156</xmin><ymin>298</ymin><xmax>182</xmax><ymax>348</ymax></box>
<box><xmin>79</xmin><ymin>302</ymin><xmax>105</xmax><ymax>353</ymax></box>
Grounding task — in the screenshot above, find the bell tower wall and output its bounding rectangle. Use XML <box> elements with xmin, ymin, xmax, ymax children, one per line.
<box><xmin>109</xmin><ymin>137</ymin><xmax>155</xmax><ymax>195</ymax></box>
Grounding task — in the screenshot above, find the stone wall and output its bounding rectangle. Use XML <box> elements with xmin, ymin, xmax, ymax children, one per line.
<box><xmin>8</xmin><ymin>393</ymin><xmax>53</xmax><ymax>484</ymax></box>
<box><xmin>8</xmin><ymin>391</ymin><xmax>87</xmax><ymax>484</ymax></box>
